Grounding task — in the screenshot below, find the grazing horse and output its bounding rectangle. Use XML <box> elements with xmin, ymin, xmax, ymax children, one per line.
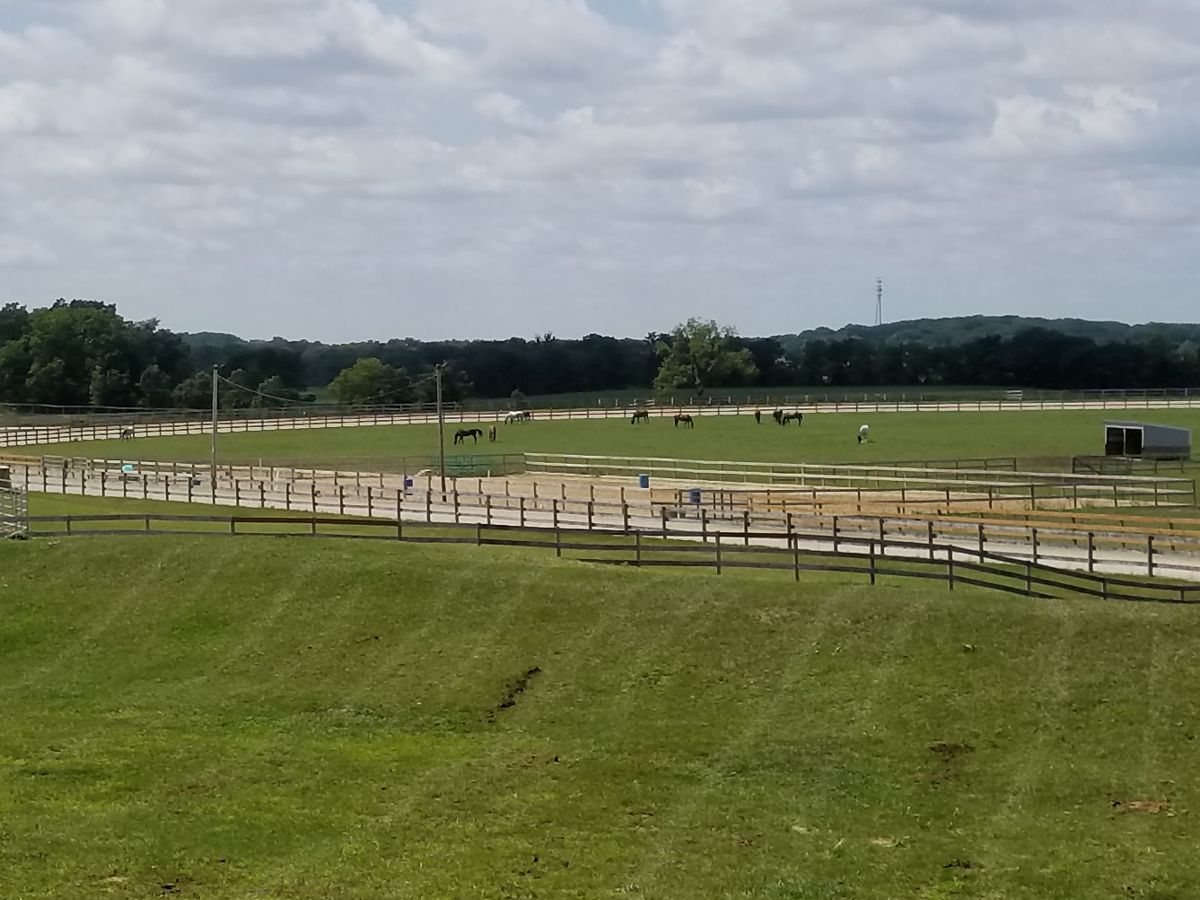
<box><xmin>454</xmin><ymin>427</ymin><xmax>483</xmax><ymax>445</ymax></box>
<box><xmin>754</xmin><ymin>410</ymin><xmax>762</xmax><ymax>424</ymax></box>
<box><xmin>488</xmin><ymin>424</ymin><xmax>497</xmax><ymax>443</ymax></box>
<box><xmin>781</xmin><ymin>412</ymin><xmax>803</xmax><ymax>426</ymax></box>
<box><xmin>772</xmin><ymin>409</ymin><xmax>784</xmax><ymax>425</ymax></box>
<box><xmin>857</xmin><ymin>424</ymin><xmax>870</xmax><ymax>444</ymax></box>
<box><xmin>505</xmin><ymin>411</ymin><xmax>532</xmax><ymax>425</ymax></box>
<box><xmin>631</xmin><ymin>409</ymin><xmax>650</xmax><ymax>425</ymax></box>
<box><xmin>674</xmin><ymin>414</ymin><xmax>695</xmax><ymax>429</ymax></box>
<box><xmin>119</xmin><ymin>427</ymin><xmax>134</xmax><ymax>441</ymax></box>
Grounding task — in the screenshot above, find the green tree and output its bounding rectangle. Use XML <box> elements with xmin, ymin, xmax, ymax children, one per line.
<box><xmin>652</xmin><ymin>318</ymin><xmax>757</xmax><ymax>395</ymax></box>
<box><xmin>252</xmin><ymin>375</ymin><xmax>303</xmax><ymax>408</ymax></box>
<box><xmin>137</xmin><ymin>364</ymin><xmax>174</xmax><ymax>408</ymax></box>
<box><xmin>330</xmin><ymin>358</ymin><xmax>412</xmax><ymax>405</ymax></box>
<box><xmin>172</xmin><ymin>372</ymin><xmax>213</xmax><ymax>409</ymax></box>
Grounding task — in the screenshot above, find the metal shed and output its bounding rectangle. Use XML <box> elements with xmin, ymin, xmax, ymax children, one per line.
<box><xmin>1104</xmin><ymin>421</ymin><xmax>1192</xmax><ymax>459</ymax></box>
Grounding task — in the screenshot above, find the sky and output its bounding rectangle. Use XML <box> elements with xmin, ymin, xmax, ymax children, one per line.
<box><xmin>1</xmin><ymin>0</ymin><xmax>1198</xmax><ymax>342</ymax></box>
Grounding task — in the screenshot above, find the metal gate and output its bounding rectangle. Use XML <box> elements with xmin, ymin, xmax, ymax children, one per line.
<box><xmin>0</xmin><ymin>482</ymin><xmax>28</xmax><ymax>539</ymax></box>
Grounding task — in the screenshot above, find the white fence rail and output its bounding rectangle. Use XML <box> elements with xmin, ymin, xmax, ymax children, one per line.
<box><xmin>5</xmin><ymin>396</ymin><xmax>1200</xmax><ymax>450</ymax></box>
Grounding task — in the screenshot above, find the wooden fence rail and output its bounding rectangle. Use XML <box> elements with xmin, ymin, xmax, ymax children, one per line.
<box><xmin>24</xmin><ymin>513</ymin><xmax>1200</xmax><ymax>606</ymax></box>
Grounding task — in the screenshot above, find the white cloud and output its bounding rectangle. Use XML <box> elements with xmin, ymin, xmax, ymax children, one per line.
<box><xmin>0</xmin><ymin>0</ymin><xmax>1197</xmax><ymax>340</ymax></box>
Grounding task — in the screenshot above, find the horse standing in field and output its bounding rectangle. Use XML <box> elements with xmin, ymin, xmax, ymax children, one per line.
<box><xmin>505</xmin><ymin>411</ymin><xmax>532</xmax><ymax>424</ymax></box>
<box><xmin>119</xmin><ymin>427</ymin><xmax>134</xmax><ymax>441</ymax></box>
<box><xmin>781</xmin><ymin>412</ymin><xmax>803</xmax><ymax>426</ymax></box>
<box><xmin>631</xmin><ymin>409</ymin><xmax>650</xmax><ymax>425</ymax></box>
<box><xmin>488</xmin><ymin>424</ymin><xmax>497</xmax><ymax>443</ymax></box>
<box><xmin>754</xmin><ymin>410</ymin><xmax>762</xmax><ymax>424</ymax></box>
<box><xmin>454</xmin><ymin>427</ymin><xmax>483</xmax><ymax>445</ymax></box>
<box><xmin>674</xmin><ymin>414</ymin><xmax>695</xmax><ymax>429</ymax></box>
<box><xmin>772</xmin><ymin>409</ymin><xmax>784</xmax><ymax>425</ymax></box>
<box><xmin>857</xmin><ymin>424</ymin><xmax>870</xmax><ymax>444</ymax></box>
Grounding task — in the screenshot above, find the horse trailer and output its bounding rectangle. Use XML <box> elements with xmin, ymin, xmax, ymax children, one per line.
<box><xmin>1104</xmin><ymin>421</ymin><xmax>1192</xmax><ymax>460</ymax></box>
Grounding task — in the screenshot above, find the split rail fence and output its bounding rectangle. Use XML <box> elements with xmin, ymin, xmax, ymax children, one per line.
<box><xmin>24</xmin><ymin>512</ymin><xmax>1200</xmax><ymax>606</ymax></box>
<box><xmin>7</xmin><ymin>395</ymin><xmax>1200</xmax><ymax>450</ymax></box>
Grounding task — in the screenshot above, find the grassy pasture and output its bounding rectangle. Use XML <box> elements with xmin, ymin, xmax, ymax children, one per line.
<box><xmin>24</xmin><ymin>408</ymin><xmax>1200</xmax><ymax>471</ymax></box>
<box><xmin>1</xmin><ymin>536</ymin><xmax>1198</xmax><ymax>898</ymax></box>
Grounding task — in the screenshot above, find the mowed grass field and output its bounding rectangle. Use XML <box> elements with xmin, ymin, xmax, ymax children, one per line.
<box><xmin>2</xmin><ymin>538</ymin><xmax>1199</xmax><ymax>898</ymax></box>
<box><xmin>24</xmin><ymin>408</ymin><xmax>1200</xmax><ymax>470</ymax></box>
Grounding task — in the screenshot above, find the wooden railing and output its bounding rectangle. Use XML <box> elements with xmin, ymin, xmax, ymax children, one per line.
<box><xmin>23</xmin><ymin>513</ymin><xmax>1200</xmax><ymax>606</ymax></box>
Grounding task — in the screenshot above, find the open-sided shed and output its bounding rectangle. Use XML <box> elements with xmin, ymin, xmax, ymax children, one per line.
<box><xmin>1104</xmin><ymin>421</ymin><xmax>1192</xmax><ymax>459</ymax></box>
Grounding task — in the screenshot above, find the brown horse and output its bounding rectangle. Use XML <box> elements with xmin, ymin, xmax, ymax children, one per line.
<box><xmin>674</xmin><ymin>414</ymin><xmax>694</xmax><ymax>429</ymax></box>
<box><xmin>781</xmin><ymin>412</ymin><xmax>803</xmax><ymax>426</ymax></box>
<box><xmin>631</xmin><ymin>409</ymin><xmax>650</xmax><ymax>424</ymax></box>
<box><xmin>454</xmin><ymin>428</ymin><xmax>483</xmax><ymax>445</ymax></box>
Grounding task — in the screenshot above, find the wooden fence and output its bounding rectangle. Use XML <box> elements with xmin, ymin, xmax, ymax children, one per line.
<box><xmin>7</xmin><ymin>396</ymin><xmax>1200</xmax><ymax>450</ymax></box>
<box><xmin>23</xmin><ymin>513</ymin><xmax>1200</xmax><ymax>606</ymax></box>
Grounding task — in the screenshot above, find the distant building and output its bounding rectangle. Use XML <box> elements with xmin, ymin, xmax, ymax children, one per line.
<box><xmin>1104</xmin><ymin>421</ymin><xmax>1192</xmax><ymax>459</ymax></box>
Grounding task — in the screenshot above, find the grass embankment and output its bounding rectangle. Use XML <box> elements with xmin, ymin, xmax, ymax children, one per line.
<box><xmin>25</xmin><ymin>408</ymin><xmax>1200</xmax><ymax>472</ymax></box>
<box><xmin>1</xmin><ymin>537</ymin><xmax>1198</xmax><ymax>898</ymax></box>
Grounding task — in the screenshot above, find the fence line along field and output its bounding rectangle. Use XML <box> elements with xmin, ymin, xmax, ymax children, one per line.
<box><xmin>13</xmin><ymin>408</ymin><xmax>1200</xmax><ymax>470</ymax></box>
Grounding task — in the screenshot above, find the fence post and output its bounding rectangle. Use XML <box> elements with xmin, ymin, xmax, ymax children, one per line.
<box><xmin>1031</xmin><ymin>527</ymin><xmax>1039</xmax><ymax>565</ymax></box>
<box><xmin>519</xmin><ymin>496</ymin><xmax>526</xmax><ymax>528</ymax></box>
<box><xmin>832</xmin><ymin>515</ymin><xmax>839</xmax><ymax>553</ymax></box>
<box><xmin>635</xmin><ymin>531</ymin><xmax>642</xmax><ymax>567</ymax></box>
<box><xmin>587</xmin><ymin>500</ymin><xmax>594</xmax><ymax>530</ymax></box>
<box><xmin>1147</xmin><ymin>535</ymin><xmax>1155</xmax><ymax>577</ymax></box>
<box><xmin>661</xmin><ymin>505</ymin><xmax>668</xmax><ymax>539</ymax></box>
<box><xmin>927</xmin><ymin>521</ymin><xmax>935</xmax><ymax>561</ymax></box>
<box><xmin>793</xmin><ymin>538</ymin><xmax>800</xmax><ymax>581</ymax></box>
<box><xmin>1087</xmin><ymin>531</ymin><xmax>1095</xmax><ymax>573</ymax></box>
<box><xmin>948</xmin><ymin>546</ymin><xmax>955</xmax><ymax>590</ymax></box>
<box><xmin>977</xmin><ymin>523</ymin><xmax>985</xmax><ymax>562</ymax></box>
<box><xmin>1025</xmin><ymin>562</ymin><xmax>1033</xmax><ymax>597</ymax></box>
<box><xmin>476</xmin><ymin>523</ymin><xmax>482</xmax><ymax>546</ymax></box>
<box><xmin>714</xmin><ymin>533</ymin><xmax>722</xmax><ymax>575</ymax></box>
<box><xmin>426</xmin><ymin>488</ymin><xmax>432</xmax><ymax>523</ymax></box>
<box><xmin>878</xmin><ymin>519</ymin><xmax>886</xmax><ymax>557</ymax></box>
<box><xmin>453</xmin><ymin>489</ymin><xmax>460</xmax><ymax>524</ymax></box>
<box><xmin>622</xmin><ymin>502</ymin><xmax>630</xmax><ymax>535</ymax></box>
<box><xmin>367</xmin><ymin>486</ymin><xmax>373</xmax><ymax>518</ymax></box>
<box><xmin>259</xmin><ymin>482</ymin><xmax>265</xmax><ymax>509</ymax></box>
<box><xmin>701</xmin><ymin>508</ymin><xmax>708</xmax><ymax>543</ymax></box>
<box><xmin>869</xmin><ymin>540</ymin><xmax>876</xmax><ymax>585</ymax></box>
<box><xmin>555</xmin><ymin>522</ymin><xmax>562</xmax><ymax>558</ymax></box>
<box><xmin>486</xmin><ymin>494</ymin><xmax>493</xmax><ymax>527</ymax></box>
<box><xmin>338</xmin><ymin>485</ymin><xmax>345</xmax><ymax>517</ymax></box>
<box><xmin>743</xmin><ymin>511</ymin><xmax>750</xmax><ymax>546</ymax></box>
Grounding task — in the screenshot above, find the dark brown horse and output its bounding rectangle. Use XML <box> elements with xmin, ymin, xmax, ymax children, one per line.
<box><xmin>454</xmin><ymin>428</ymin><xmax>483</xmax><ymax>445</ymax></box>
<box><xmin>781</xmin><ymin>412</ymin><xmax>803</xmax><ymax>426</ymax></box>
<box><xmin>631</xmin><ymin>409</ymin><xmax>650</xmax><ymax>424</ymax></box>
<box><xmin>674</xmin><ymin>414</ymin><xmax>695</xmax><ymax>429</ymax></box>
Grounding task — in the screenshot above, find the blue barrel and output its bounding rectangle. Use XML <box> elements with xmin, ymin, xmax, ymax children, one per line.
<box><xmin>688</xmin><ymin>487</ymin><xmax>702</xmax><ymax>505</ymax></box>
<box><xmin>638</xmin><ymin>473</ymin><xmax>650</xmax><ymax>489</ymax></box>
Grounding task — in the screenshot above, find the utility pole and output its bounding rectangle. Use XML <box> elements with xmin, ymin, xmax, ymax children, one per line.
<box><xmin>435</xmin><ymin>363</ymin><xmax>446</xmax><ymax>493</ymax></box>
<box><xmin>210</xmin><ymin>365</ymin><xmax>219</xmax><ymax>502</ymax></box>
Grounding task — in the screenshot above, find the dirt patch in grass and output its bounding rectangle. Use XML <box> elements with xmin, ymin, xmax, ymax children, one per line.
<box><xmin>929</xmin><ymin>741</ymin><xmax>974</xmax><ymax>763</ymax></box>
<box><xmin>489</xmin><ymin>666</ymin><xmax>543</xmax><ymax>721</ymax></box>
<box><xmin>1112</xmin><ymin>799</ymin><xmax>1173</xmax><ymax>815</ymax></box>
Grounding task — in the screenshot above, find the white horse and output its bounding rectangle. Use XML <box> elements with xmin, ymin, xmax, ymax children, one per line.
<box><xmin>857</xmin><ymin>424</ymin><xmax>870</xmax><ymax>444</ymax></box>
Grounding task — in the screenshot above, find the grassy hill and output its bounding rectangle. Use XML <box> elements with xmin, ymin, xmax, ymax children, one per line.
<box><xmin>1</xmin><ymin>537</ymin><xmax>1198</xmax><ymax>898</ymax></box>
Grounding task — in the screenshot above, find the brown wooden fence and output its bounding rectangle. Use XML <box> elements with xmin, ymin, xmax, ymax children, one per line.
<box><xmin>24</xmin><ymin>513</ymin><xmax>1200</xmax><ymax>606</ymax></box>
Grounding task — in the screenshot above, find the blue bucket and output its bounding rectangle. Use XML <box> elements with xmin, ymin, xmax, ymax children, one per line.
<box><xmin>638</xmin><ymin>473</ymin><xmax>650</xmax><ymax>489</ymax></box>
<box><xmin>404</xmin><ymin>478</ymin><xmax>414</xmax><ymax>488</ymax></box>
<box><xmin>688</xmin><ymin>488</ymin><xmax>702</xmax><ymax>505</ymax></box>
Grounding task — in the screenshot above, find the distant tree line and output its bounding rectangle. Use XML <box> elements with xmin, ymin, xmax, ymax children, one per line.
<box><xmin>1</xmin><ymin>300</ymin><xmax>1199</xmax><ymax>411</ymax></box>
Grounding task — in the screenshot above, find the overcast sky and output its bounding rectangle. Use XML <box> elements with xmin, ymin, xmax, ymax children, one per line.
<box><xmin>1</xmin><ymin>1</ymin><xmax>1198</xmax><ymax>341</ymax></box>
